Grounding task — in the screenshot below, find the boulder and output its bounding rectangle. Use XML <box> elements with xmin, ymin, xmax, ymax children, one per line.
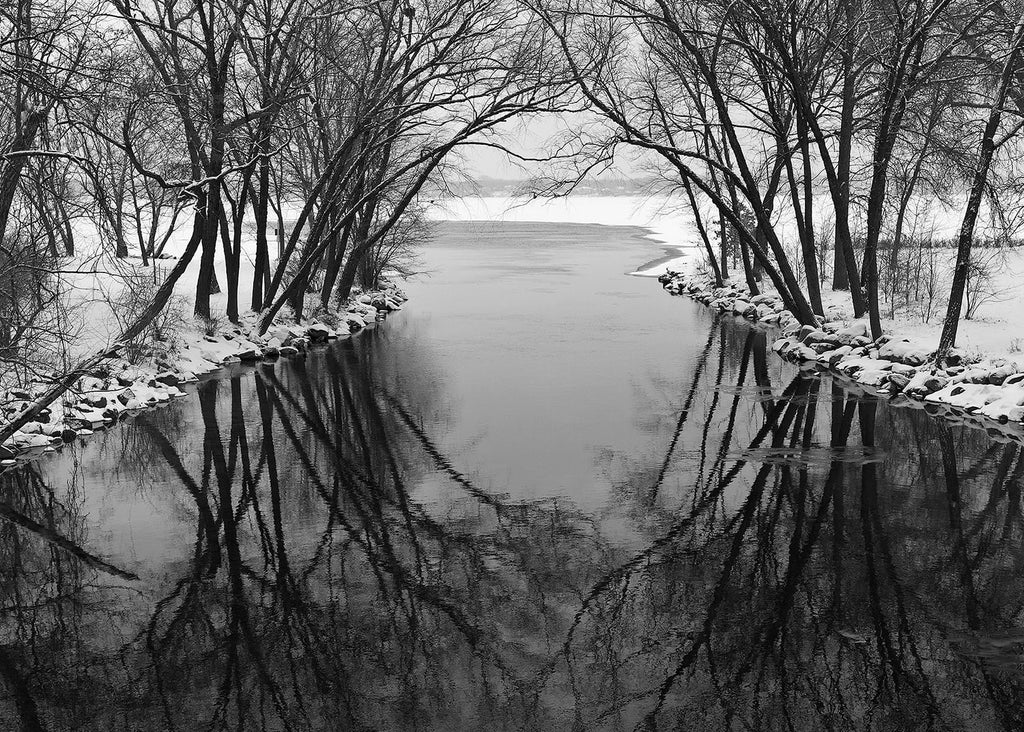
<box><xmin>836</xmin><ymin>321</ymin><xmax>870</xmax><ymax>344</ymax></box>
<box><xmin>307</xmin><ymin>324</ymin><xmax>332</xmax><ymax>342</ymax></box>
<box><xmin>888</xmin><ymin>373</ymin><xmax>911</xmax><ymax>392</ymax></box>
<box><xmin>342</xmin><ymin>314</ymin><xmax>366</xmax><ymax>332</ymax></box>
<box><xmin>796</xmin><ymin>324</ymin><xmax>817</xmax><ymax>342</ymax></box>
<box><xmin>155</xmin><ymin>372</ymin><xmax>181</xmax><ymax>387</ymax></box>
<box><xmin>11</xmin><ymin>432</ymin><xmax>52</xmax><ymax>450</ymax></box>
<box><xmin>989</xmin><ymin>366</ymin><xmax>1016</xmax><ymax>385</ymax></box>
<box><xmin>878</xmin><ymin>338</ymin><xmax>930</xmax><ymax>366</ymax></box>
<box><xmin>828</xmin><ymin>346</ymin><xmax>853</xmax><ymax>367</ymax></box>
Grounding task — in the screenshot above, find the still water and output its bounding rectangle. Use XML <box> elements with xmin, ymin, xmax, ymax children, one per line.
<box><xmin>1</xmin><ymin>221</ymin><xmax>1023</xmax><ymax>731</ymax></box>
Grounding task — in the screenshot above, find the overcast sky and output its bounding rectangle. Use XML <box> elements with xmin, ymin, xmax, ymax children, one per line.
<box><xmin>460</xmin><ymin>112</ymin><xmax>647</xmax><ymax>180</ymax></box>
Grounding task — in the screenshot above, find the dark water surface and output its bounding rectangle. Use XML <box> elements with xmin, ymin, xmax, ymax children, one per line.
<box><xmin>2</xmin><ymin>221</ymin><xmax>1024</xmax><ymax>731</ymax></box>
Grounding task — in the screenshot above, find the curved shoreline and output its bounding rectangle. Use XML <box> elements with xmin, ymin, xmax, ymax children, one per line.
<box><xmin>0</xmin><ymin>285</ymin><xmax>407</xmax><ymax>468</ymax></box>
<box><xmin>629</xmin><ymin>245</ymin><xmax>691</xmax><ymax>276</ymax></box>
<box><xmin>658</xmin><ymin>270</ymin><xmax>1024</xmax><ymax>444</ymax></box>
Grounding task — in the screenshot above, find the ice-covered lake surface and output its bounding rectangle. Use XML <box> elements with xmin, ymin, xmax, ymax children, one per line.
<box><xmin>3</xmin><ymin>221</ymin><xmax>1024</xmax><ymax>730</ymax></box>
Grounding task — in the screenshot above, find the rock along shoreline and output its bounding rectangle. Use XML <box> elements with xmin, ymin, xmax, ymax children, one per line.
<box><xmin>0</xmin><ymin>284</ymin><xmax>408</xmax><ymax>468</ymax></box>
<box><xmin>658</xmin><ymin>270</ymin><xmax>1024</xmax><ymax>444</ymax></box>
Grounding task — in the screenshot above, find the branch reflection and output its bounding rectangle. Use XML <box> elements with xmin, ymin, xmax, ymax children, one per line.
<box><xmin>0</xmin><ymin>321</ymin><xmax>1021</xmax><ymax>730</ymax></box>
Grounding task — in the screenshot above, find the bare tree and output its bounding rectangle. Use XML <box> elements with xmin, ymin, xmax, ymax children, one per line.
<box><xmin>938</xmin><ymin>9</ymin><xmax>1024</xmax><ymax>359</ymax></box>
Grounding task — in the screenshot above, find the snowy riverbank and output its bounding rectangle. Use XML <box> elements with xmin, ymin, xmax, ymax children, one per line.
<box><xmin>0</xmin><ymin>284</ymin><xmax>407</xmax><ymax>466</ymax></box>
<box><xmin>658</xmin><ymin>270</ymin><xmax>1024</xmax><ymax>441</ymax></box>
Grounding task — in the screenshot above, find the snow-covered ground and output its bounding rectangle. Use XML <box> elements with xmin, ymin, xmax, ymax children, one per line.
<box><xmin>1</xmin><ymin>210</ymin><xmax>407</xmax><ymax>465</ymax></box>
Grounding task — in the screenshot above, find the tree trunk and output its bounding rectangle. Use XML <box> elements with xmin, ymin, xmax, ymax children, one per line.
<box><xmin>938</xmin><ymin>14</ymin><xmax>1024</xmax><ymax>359</ymax></box>
<box><xmin>799</xmin><ymin>114</ymin><xmax>821</xmax><ymax>314</ymax></box>
<box><xmin>682</xmin><ymin>177</ymin><xmax>722</xmax><ymax>286</ymax></box>
<box><xmin>251</xmin><ymin>152</ymin><xmax>270</xmax><ymax>312</ymax></box>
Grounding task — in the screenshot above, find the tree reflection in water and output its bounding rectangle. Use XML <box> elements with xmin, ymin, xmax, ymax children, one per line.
<box><xmin>0</xmin><ymin>321</ymin><xmax>1022</xmax><ymax>730</ymax></box>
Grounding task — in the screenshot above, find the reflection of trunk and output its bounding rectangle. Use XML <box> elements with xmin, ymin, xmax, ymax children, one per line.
<box><xmin>830</xmin><ymin>384</ymin><xmax>849</xmax><ymax>616</ymax></box>
<box><xmin>752</xmin><ymin>331</ymin><xmax>774</xmax><ymax>415</ymax></box>
<box><xmin>761</xmin><ymin>385</ymin><xmax>858</xmax><ymax>657</ymax></box>
<box><xmin>700</xmin><ymin>331</ymin><xmax>754</xmax><ymax>494</ymax></box>
<box><xmin>252</xmin><ymin>378</ymin><xmax>293</xmax><ymax>589</ymax></box>
<box><xmin>638</xmin><ymin>386</ymin><xmax>809</xmax><ymax>728</ymax></box>
<box><xmin>939</xmin><ymin>422</ymin><xmax>979</xmax><ymax>627</ymax></box>
<box><xmin>199</xmin><ymin>381</ymin><xmax>289</xmax><ymax>709</ymax></box>
<box><xmin>646</xmin><ymin>324</ymin><xmax>717</xmax><ymax>504</ymax></box>
<box><xmin>0</xmin><ymin>645</ymin><xmax>44</xmax><ymax>732</ymax></box>
<box><xmin>137</xmin><ymin>411</ymin><xmax>221</xmax><ymax>572</ymax></box>
<box><xmin>856</xmin><ymin>400</ymin><xmax>912</xmax><ymax>686</ymax></box>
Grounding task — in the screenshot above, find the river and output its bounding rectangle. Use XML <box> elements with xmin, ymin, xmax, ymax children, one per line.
<box><xmin>0</xmin><ymin>220</ymin><xmax>1022</xmax><ymax>730</ymax></box>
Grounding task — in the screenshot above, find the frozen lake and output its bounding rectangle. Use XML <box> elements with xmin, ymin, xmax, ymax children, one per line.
<box><xmin>1</xmin><ymin>221</ymin><xmax>1022</xmax><ymax>730</ymax></box>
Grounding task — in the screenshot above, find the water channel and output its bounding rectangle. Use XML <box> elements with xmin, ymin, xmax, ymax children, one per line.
<box><xmin>1</xmin><ymin>220</ymin><xmax>1022</xmax><ymax>730</ymax></box>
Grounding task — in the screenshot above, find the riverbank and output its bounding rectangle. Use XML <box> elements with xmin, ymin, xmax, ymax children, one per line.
<box><xmin>0</xmin><ymin>283</ymin><xmax>407</xmax><ymax>467</ymax></box>
<box><xmin>657</xmin><ymin>269</ymin><xmax>1024</xmax><ymax>442</ymax></box>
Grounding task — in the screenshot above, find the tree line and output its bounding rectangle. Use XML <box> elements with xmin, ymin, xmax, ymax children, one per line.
<box><xmin>530</xmin><ymin>0</ymin><xmax>1024</xmax><ymax>359</ymax></box>
<box><xmin>2</xmin><ymin>0</ymin><xmax>1023</xmax><ymax>395</ymax></box>
<box><xmin>0</xmin><ymin>0</ymin><xmax>567</xmax><ymax>367</ymax></box>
